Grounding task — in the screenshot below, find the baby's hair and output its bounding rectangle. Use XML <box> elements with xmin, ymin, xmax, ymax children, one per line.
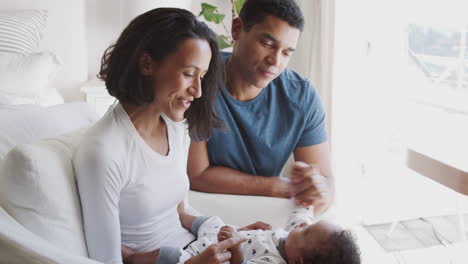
<box><xmin>303</xmin><ymin>230</ymin><xmax>361</xmax><ymax>264</ymax></box>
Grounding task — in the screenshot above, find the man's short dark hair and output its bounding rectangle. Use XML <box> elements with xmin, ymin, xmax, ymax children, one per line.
<box><xmin>239</xmin><ymin>0</ymin><xmax>304</xmax><ymax>32</ymax></box>
<box><xmin>303</xmin><ymin>230</ymin><xmax>361</xmax><ymax>264</ymax></box>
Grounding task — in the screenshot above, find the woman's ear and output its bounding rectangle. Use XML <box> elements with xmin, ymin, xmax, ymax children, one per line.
<box><xmin>139</xmin><ymin>53</ymin><xmax>155</xmax><ymax>76</ymax></box>
<box><xmin>231</xmin><ymin>17</ymin><xmax>243</xmax><ymax>41</ymax></box>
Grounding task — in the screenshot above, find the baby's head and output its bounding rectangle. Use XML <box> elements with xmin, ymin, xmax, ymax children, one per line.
<box><xmin>284</xmin><ymin>220</ymin><xmax>360</xmax><ymax>264</ymax></box>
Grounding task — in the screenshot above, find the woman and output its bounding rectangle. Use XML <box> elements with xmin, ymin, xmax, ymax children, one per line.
<box><xmin>74</xmin><ymin>8</ymin><xmax>243</xmax><ymax>264</ymax></box>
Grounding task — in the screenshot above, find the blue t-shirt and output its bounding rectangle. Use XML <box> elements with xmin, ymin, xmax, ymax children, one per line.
<box><xmin>207</xmin><ymin>55</ymin><xmax>328</xmax><ymax>177</ymax></box>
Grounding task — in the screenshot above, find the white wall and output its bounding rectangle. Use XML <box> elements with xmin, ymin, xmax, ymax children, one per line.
<box><xmin>86</xmin><ymin>0</ymin><xmax>315</xmax><ymax>85</ymax></box>
<box><xmin>0</xmin><ymin>0</ymin><xmax>88</xmax><ymax>101</ymax></box>
<box><xmin>86</xmin><ymin>0</ymin><xmax>236</xmax><ymax>79</ymax></box>
<box><xmin>86</xmin><ymin>0</ymin><xmax>195</xmax><ymax>80</ymax></box>
<box><xmin>0</xmin><ymin>0</ymin><xmax>310</xmax><ymax>100</ymax></box>
<box><xmin>120</xmin><ymin>0</ymin><xmax>193</xmax><ymax>26</ymax></box>
<box><xmin>86</xmin><ymin>0</ymin><xmax>120</xmax><ymax>80</ymax></box>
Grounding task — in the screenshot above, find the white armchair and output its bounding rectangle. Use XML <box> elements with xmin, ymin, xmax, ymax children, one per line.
<box><xmin>0</xmin><ymin>103</ymin><xmax>295</xmax><ymax>263</ymax></box>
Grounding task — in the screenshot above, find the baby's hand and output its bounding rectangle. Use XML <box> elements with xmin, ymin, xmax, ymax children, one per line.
<box><xmin>217</xmin><ymin>226</ymin><xmax>244</xmax><ymax>264</ymax></box>
<box><xmin>217</xmin><ymin>226</ymin><xmax>240</xmax><ymax>242</ymax></box>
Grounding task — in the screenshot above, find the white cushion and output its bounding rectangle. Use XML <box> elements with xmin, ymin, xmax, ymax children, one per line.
<box><xmin>0</xmin><ymin>9</ymin><xmax>47</xmax><ymax>54</ymax></box>
<box><xmin>0</xmin><ymin>51</ymin><xmax>61</xmax><ymax>99</ymax></box>
<box><xmin>0</xmin><ymin>102</ymin><xmax>99</xmax><ymax>160</ymax></box>
<box><xmin>0</xmin><ymin>129</ymin><xmax>88</xmax><ymax>257</ymax></box>
<box><xmin>35</xmin><ymin>87</ymin><xmax>65</xmax><ymax>106</ymax></box>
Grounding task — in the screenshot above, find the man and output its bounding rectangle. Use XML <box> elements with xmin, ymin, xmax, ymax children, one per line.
<box><xmin>188</xmin><ymin>0</ymin><xmax>334</xmax><ymax>216</ymax></box>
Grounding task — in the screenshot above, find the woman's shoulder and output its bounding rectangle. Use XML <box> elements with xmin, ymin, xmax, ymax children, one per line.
<box><xmin>75</xmin><ymin>112</ymin><xmax>129</xmax><ymax>161</ymax></box>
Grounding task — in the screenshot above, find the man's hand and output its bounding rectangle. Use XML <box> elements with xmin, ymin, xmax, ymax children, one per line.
<box><xmin>237</xmin><ymin>221</ymin><xmax>272</xmax><ymax>231</ymax></box>
<box><xmin>270</xmin><ymin>177</ymin><xmax>292</xmax><ymax>198</ymax></box>
<box><xmin>289</xmin><ymin>161</ymin><xmax>332</xmax><ymax>215</ymax></box>
<box><xmin>217</xmin><ymin>226</ymin><xmax>245</xmax><ymax>264</ymax></box>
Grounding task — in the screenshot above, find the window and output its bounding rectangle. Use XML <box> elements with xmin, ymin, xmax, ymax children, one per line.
<box><xmin>333</xmin><ymin>1</ymin><xmax>468</xmax><ymax>261</ymax></box>
<box><xmin>408</xmin><ymin>24</ymin><xmax>467</xmax><ymax>89</ymax></box>
<box><xmin>407</xmin><ymin>23</ymin><xmax>468</xmax><ymax>112</ymax></box>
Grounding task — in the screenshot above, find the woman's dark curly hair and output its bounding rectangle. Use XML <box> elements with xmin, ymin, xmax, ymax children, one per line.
<box><xmin>98</xmin><ymin>8</ymin><xmax>222</xmax><ymax>140</ymax></box>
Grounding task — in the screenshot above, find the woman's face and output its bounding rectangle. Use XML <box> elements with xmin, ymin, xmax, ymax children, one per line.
<box><xmin>144</xmin><ymin>38</ymin><xmax>212</xmax><ymax>121</ymax></box>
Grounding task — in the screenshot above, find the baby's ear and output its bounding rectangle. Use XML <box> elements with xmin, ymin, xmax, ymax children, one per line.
<box><xmin>298</xmin><ymin>222</ymin><xmax>308</xmax><ymax>228</ymax></box>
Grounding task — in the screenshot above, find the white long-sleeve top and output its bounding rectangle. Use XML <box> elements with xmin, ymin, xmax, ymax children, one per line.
<box><xmin>74</xmin><ymin>103</ymin><xmax>195</xmax><ymax>264</ymax></box>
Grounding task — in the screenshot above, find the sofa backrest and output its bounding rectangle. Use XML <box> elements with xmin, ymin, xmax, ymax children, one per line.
<box><xmin>0</xmin><ymin>103</ymin><xmax>99</xmax><ymax>160</ymax></box>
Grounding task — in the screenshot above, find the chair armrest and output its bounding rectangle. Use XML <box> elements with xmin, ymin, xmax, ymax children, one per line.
<box><xmin>188</xmin><ymin>190</ymin><xmax>293</xmax><ymax>228</ymax></box>
<box><xmin>0</xmin><ymin>207</ymin><xmax>101</xmax><ymax>264</ymax></box>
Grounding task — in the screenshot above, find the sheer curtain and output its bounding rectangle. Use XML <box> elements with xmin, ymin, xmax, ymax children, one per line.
<box><xmin>281</xmin><ymin>0</ymin><xmax>335</xmax><ymax>176</ymax></box>
<box><xmin>289</xmin><ymin>0</ymin><xmax>335</xmax><ymax>142</ymax></box>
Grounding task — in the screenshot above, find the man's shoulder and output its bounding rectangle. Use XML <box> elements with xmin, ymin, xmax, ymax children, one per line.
<box><xmin>271</xmin><ymin>68</ymin><xmax>317</xmax><ymax>105</ymax></box>
<box><xmin>221</xmin><ymin>51</ymin><xmax>231</xmax><ymax>62</ymax></box>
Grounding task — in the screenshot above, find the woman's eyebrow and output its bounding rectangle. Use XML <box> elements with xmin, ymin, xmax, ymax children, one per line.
<box><xmin>184</xmin><ymin>65</ymin><xmax>208</xmax><ymax>74</ymax></box>
<box><xmin>183</xmin><ymin>65</ymin><xmax>201</xmax><ymax>70</ymax></box>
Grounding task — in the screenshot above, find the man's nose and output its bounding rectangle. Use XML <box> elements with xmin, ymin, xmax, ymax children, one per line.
<box><xmin>266</xmin><ymin>50</ymin><xmax>281</xmax><ymax>66</ymax></box>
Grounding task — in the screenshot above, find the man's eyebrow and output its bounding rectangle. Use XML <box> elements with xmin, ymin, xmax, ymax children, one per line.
<box><xmin>262</xmin><ymin>33</ymin><xmax>278</xmax><ymax>43</ymax></box>
<box><xmin>261</xmin><ymin>33</ymin><xmax>296</xmax><ymax>52</ymax></box>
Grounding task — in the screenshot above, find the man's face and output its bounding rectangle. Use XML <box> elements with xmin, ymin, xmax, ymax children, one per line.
<box><xmin>231</xmin><ymin>15</ymin><xmax>300</xmax><ymax>89</ymax></box>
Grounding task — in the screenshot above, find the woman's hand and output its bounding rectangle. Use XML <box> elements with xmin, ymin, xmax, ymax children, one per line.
<box><xmin>122</xmin><ymin>246</ymin><xmax>159</xmax><ymax>264</ymax></box>
<box><xmin>122</xmin><ymin>245</ymin><xmax>136</xmax><ymax>263</ymax></box>
<box><xmin>185</xmin><ymin>236</ymin><xmax>247</xmax><ymax>264</ymax></box>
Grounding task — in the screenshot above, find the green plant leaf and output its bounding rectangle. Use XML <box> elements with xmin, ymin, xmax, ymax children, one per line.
<box><xmin>216</xmin><ymin>35</ymin><xmax>232</xmax><ymax>50</ymax></box>
<box><xmin>200</xmin><ymin>3</ymin><xmax>216</xmax><ymax>14</ymax></box>
<box><xmin>234</xmin><ymin>0</ymin><xmax>247</xmax><ymax>16</ymax></box>
<box><xmin>199</xmin><ymin>3</ymin><xmax>225</xmax><ymax>24</ymax></box>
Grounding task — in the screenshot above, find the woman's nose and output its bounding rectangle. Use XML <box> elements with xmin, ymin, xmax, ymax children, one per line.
<box><xmin>189</xmin><ymin>79</ymin><xmax>202</xmax><ymax>98</ymax></box>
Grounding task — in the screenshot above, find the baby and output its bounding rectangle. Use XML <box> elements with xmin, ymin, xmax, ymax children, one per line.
<box><xmin>155</xmin><ymin>204</ymin><xmax>361</xmax><ymax>264</ymax></box>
